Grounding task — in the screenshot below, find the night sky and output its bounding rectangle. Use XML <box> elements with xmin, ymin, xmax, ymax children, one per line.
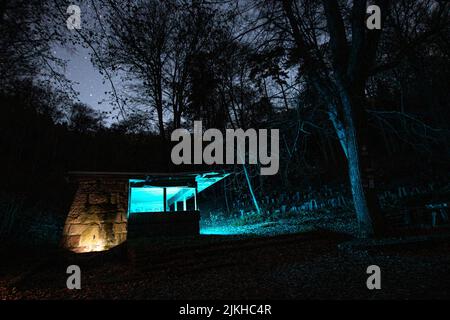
<box><xmin>52</xmin><ymin>45</ymin><xmax>122</xmax><ymax>123</ymax></box>
<box><xmin>52</xmin><ymin>2</ymin><xmax>123</xmax><ymax>124</ymax></box>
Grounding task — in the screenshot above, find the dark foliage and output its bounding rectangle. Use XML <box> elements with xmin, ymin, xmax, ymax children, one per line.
<box><xmin>0</xmin><ymin>0</ymin><xmax>449</xmax><ymax>243</ymax></box>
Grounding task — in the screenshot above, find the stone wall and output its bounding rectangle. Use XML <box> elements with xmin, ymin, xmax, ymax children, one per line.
<box><xmin>61</xmin><ymin>178</ymin><xmax>129</xmax><ymax>253</ymax></box>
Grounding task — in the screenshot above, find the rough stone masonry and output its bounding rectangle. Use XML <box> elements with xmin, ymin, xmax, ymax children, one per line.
<box><xmin>61</xmin><ymin>177</ymin><xmax>128</xmax><ymax>253</ymax></box>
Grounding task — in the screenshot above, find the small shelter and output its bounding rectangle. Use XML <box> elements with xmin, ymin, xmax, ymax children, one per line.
<box><xmin>61</xmin><ymin>171</ymin><xmax>229</xmax><ymax>253</ymax></box>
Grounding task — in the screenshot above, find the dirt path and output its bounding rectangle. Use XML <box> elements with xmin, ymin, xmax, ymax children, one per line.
<box><xmin>1</xmin><ymin>229</ymin><xmax>450</xmax><ymax>299</ymax></box>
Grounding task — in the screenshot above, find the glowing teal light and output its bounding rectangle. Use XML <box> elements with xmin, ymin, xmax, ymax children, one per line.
<box><xmin>128</xmin><ymin>172</ymin><xmax>230</xmax><ymax>214</ymax></box>
<box><xmin>129</xmin><ymin>187</ymin><xmax>165</xmax><ymax>213</ymax></box>
<box><xmin>129</xmin><ymin>186</ymin><xmax>194</xmax><ymax>213</ymax></box>
<box><xmin>195</xmin><ymin>173</ymin><xmax>231</xmax><ymax>193</ymax></box>
<box><xmin>200</xmin><ymin>226</ymin><xmax>240</xmax><ymax>235</ymax></box>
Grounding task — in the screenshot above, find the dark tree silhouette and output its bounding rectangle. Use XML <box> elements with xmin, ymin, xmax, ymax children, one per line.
<box><xmin>247</xmin><ymin>0</ymin><xmax>449</xmax><ymax>237</ymax></box>
<box><xmin>1</xmin><ymin>0</ymin><xmax>449</xmax><ymax>243</ymax></box>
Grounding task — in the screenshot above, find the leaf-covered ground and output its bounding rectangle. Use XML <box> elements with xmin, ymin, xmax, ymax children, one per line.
<box><xmin>1</xmin><ymin>216</ymin><xmax>450</xmax><ymax>300</ymax></box>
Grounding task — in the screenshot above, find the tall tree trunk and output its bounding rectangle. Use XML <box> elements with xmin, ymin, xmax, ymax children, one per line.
<box><xmin>155</xmin><ymin>94</ymin><xmax>168</xmax><ymax>169</ymax></box>
<box><xmin>280</xmin><ymin>0</ymin><xmax>389</xmax><ymax>237</ymax></box>
<box><xmin>340</xmin><ymin>89</ymin><xmax>385</xmax><ymax>237</ymax></box>
<box><xmin>156</xmin><ymin>104</ymin><xmax>165</xmax><ymax>140</ymax></box>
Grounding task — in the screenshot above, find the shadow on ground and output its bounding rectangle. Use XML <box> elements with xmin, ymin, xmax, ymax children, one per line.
<box><xmin>1</xmin><ymin>228</ymin><xmax>450</xmax><ymax>299</ymax></box>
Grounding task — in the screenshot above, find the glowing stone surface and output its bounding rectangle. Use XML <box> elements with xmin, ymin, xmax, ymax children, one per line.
<box><xmin>76</xmin><ymin>224</ymin><xmax>108</xmax><ymax>252</ymax></box>
<box><xmin>63</xmin><ymin>171</ymin><xmax>231</xmax><ymax>254</ymax></box>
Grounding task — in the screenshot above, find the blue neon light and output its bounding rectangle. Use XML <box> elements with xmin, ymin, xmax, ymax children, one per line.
<box><xmin>128</xmin><ymin>172</ymin><xmax>230</xmax><ymax>214</ymax></box>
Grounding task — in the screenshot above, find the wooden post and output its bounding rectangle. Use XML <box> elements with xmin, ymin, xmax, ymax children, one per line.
<box><xmin>127</xmin><ymin>182</ymin><xmax>131</xmax><ymax>217</ymax></box>
<box><xmin>163</xmin><ymin>187</ymin><xmax>167</xmax><ymax>212</ymax></box>
<box><xmin>195</xmin><ymin>185</ymin><xmax>198</xmax><ymax>211</ymax></box>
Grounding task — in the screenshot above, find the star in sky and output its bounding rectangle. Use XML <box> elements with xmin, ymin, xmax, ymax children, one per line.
<box><xmin>53</xmin><ymin>45</ymin><xmax>121</xmax><ymax>123</ymax></box>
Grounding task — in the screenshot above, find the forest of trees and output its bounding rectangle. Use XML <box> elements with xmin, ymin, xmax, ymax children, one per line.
<box><xmin>1</xmin><ymin>0</ymin><xmax>449</xmax><ymax>242</ymax></box>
